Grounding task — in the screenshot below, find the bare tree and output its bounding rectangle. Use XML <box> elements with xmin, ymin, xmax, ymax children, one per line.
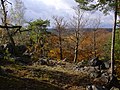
<box><xmin>69</xmin><ymin>6</ymin><xmax>89</xmax><ymax>63</ymax></box>
<box><xmin>52</xmin><ymin>16</ymin><xmax>67</xmax><ymax>60</ymax></box>
<box><xmin>10</xmin><ymin>0</ymin><xmax>26</xmax><ymax>26</ymax></box>
<box><xmin>0</xmin><ymin>0</ymin><xmax>21</xmax><ymax>54</ymax></box>
<box><xmin>0</xmin><ymin>0</ymin><xmax>15</xmax><ymax>46</ymax></box>
<box><xmin>90</xmin><ymin>17</ymin><xmax>101</xmax><ymax>58</ymax></box>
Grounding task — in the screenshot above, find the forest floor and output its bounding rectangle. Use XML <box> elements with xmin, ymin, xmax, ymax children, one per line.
<box><xmin>0</xmin><ymin>60</ymin><xmax>90</xmax><ymax>90</ymax></box>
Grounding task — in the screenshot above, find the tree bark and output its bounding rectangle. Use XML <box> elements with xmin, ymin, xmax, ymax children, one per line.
<box><xmin>74</xmin><ymin>37</ymin><xmax>79</xmax><ymax>63</ymax></box>
<box><xmin>59</xmin><ymin>29</ymin><xmax>63</xmax><ymax>60</ymax></box>
<box><xmin>111</xmin><ymin>0</ymin><xmax>118</xmax><ymax>78</ymax></box>
<box><xmin>93</xmin><ymin>29</ymin><xmax>96</xmax><ymax>57</ymax></box>
<box><xmin>1</xmin><ymin>0</ymin><xmax>15</xmax><ymax>47</ymax></box>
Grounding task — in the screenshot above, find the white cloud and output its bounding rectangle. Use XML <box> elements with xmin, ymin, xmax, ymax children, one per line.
<box><xmin>23</xmin><ymin>0</ymin><xmax>113</xmax><ymax>28</ymax></box>
<box><xmin>39</xmin><ymin>0</ymin><xmax>75</xmax><ymax>10</ymax></box>
<box><xmin>24</xmin><ymin>0</ymin><xmax>76</xmax><ymax>20</ymax></box>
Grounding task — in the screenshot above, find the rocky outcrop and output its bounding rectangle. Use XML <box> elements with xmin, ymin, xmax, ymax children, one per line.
<box><xmin>74</xmin><ymin>57</ymin><xmax>120</xmax><ymax>90</ymax></box>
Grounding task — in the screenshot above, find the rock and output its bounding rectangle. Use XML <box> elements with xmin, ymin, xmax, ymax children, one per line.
<box><xmin>5</xmin><ymin>68</ymin><xmax>14</xmax><ymax>73</ymax></box>
<box><xmin>106</xmin><ymin>75</ymin><xmax>120</xmax><ymax>89</ymax></box>
<box><xmin>0</xmin><ymin>45</ymin><xmax>4</xmax><ymax>58</ymax></box>
<box><xmin>86</xmin><ymin>85</ymin><xmax>93</xmax><ymax>90</ymax></box>
<box><xmin>104</xmin><ymin>61</ymin><xmax>110</xmax><ymax>69</ymax></box>
<box><xmin>0</xmin><ymin>67</ymin><xmax>6</xmax><ymax>75</ymax></box>
<box><xmin>95</xmin><ymin>85</ymin><xmax>108</xmax><ymax>90</ymax></box>
<box><xmin>63</xmin><ymin>84</ymin><xmax>72</xmax><ymax>89</ymax></box>
<box><xmin>77</xmin><ymin>60</ymin><xmax>85</xmax><ymax>67</ymax></box>
<box><xmin>86</xmin><ymin>85</ymin><xmax>107</xmax><ymax>90</ymax></box>
<box><xmin>90</xmin><ymin>57</ymin><xmax>107</xmax><ymax>70</ymax></box>
<box><xmin>14</xmin><ymin>56</ymin><xmax>31</xmax><ymax>65</ymax></box>
<box><xmin>101</xmin><ymin>72</ymin><xmax>110</xmax><ymax>80</ymax></box>
<box><xmin>4</xmin><ymin>43</ymin><xmax>14</xmax><ymax>54</ymax></box>
<box><xmin>0</xmin><ymin>54</ymin><xmax>4</xmax><ymax>59</ymax></box>
<box><xmin>0</xmin><ymin>45</ymin><xmax>4</xmax><ymax>51</ymax></box>
<box><xmin>33</xmin><ymin>58</ymin><xmax>48</xmax><ymax>66</ymax></box>
<box><xmin>14</xmin><ymin>57</ymin><xmax>24</xmax><ymax>64</ymax></box>
<box><xmin>16</xmin><ymin>45</ymin><xmax>27</xmax><ymax>55</ymax></box>
<box><xmin>88</xmin><ymin>66</ymin><xmax>98</xmax><ymax>72</ymax></box>
<box><xmin>39</xmin><ymin>59</ymin><xmax>48</xmax><ymax>65</ymax></box>
<box><xmin>90</xmin><ymin>57</ymin><xmax>98</xmax><ymax>66</ymax></box>
<box><xmin>110</xmin><ymin>87</ymin><xmax>119</xmax><ymax>90</ymax></box>
<box><xmin>74</xmin><ymin>60</ymin><xmax>88</xmax><ymax>71</ymax></box>
<box><xmin>90</xmin><ymin>71</ymin><xmax>101</xmax><ymax>78</ymax></box>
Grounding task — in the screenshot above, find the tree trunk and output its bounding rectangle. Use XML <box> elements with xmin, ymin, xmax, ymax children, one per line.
<box><xmin>1</xmin><ymin>0</ymin><xmax>15</xmax><ymax>47</ymax></box>
<box><xmin>93</xmin><ymin>29</ymin><xmax>96</xmax><ymax>57</ymax></box>
<box><xmin>111</xmin><ymin>0</ymin><xmax>118</xmax><ymax>78</ymax></box>
<box><xmin>74</xmin><ymin>36</ymin><xmax>79</xmax><ymax>63</ymax></box>
<box><xmin>74</xmin><ymin>43</ymin><xmax>78</xmax><ymax>63</ymax></box>
<box><xmin>59</xmin><ymin>30</ymin><xmax>63</xmax><ymax>60</ymax></box>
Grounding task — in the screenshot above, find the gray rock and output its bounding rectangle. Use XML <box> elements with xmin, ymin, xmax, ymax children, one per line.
<box><xmin>39</xmin><ymin>59</ymin><xmax>48</xmax><ymax>65</ymax></box>
<box><xmin>86</xmin><ymin>85</ymin><xmax>108</xmax><ymax>90</ymax></box>
<box><xmin>16</xmin><ymin>45</ymin><xmax>27</xmax><ymax>55</ymax></box>
<box><xmin>0</xmin><ymin>45</ymin><xmax>4</xmax><ymax>51</ymax></box>
<box><xmin>104</xmin><ymin>62</ymin><xmax>110</xmax><ymax>69</ymax></box>
<box><xmin>4</xmin><ymin>43</ymin><xmax>14</xmax><ymax>54</ymax></box>
<box><xmin>110</xmin><ymin>87</ymin><xmax>119</xmax><ymax>90</ymax></box>
<box><xmin>86</xmin><ymin>85</ymin><xmax>93</xmax><ymax>90</ymax></box>
<box><xmin>14</xmin><ymin>56</ymin><xmax>31</xmax><ymax>65</ymax></box>
<box><xmin>0</xmin><ymin>54</ymin><xmax>4</xmax><ymax>59</ymax></box>
<box><xmin>90</xmin><ymin>57</ymin><xmax>107</xmax><ymax>70</ymax></box>
<box><xmin>33</xmin><ymin>58</ymin><xmax>48</xmax><ymax>66</ymax></box>
<box><xmin>0</xmin><ymin>67</ymin><xmax>6</xmax><ymax>75</ymax></box>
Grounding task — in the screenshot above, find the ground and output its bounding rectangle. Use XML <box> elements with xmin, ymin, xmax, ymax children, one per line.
<box><xmin>0</xmin><ymin>60</ymin><xmax>90</xmax><ymax>90</ymax></box>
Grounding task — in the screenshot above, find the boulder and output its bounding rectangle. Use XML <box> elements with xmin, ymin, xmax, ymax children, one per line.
<box><xmin>0</xmin><ymin>66</ymin><xmax>6</xmax><ymax>75</ymax></box>
<box><xmin>0</xmin><ymin>45</ymin><xmax>4</xmax><ymax>51</ymax></box>
<box><xmin>74</xmin><ymin>60</ymin><xmax>88</xmax><ymax>71</ymax></box>
<box><xmin>0</xmin><ymin>54</ymin><xmax>4</xmax><ymax>59</ymax></box>
<box><xmin>77</xmin><ymin>60</ymin><xmax>85</xmax><ymax>67</ymax></box>
<box><xmin>14</xmin><ymin>56</ymin><xmax>31</xmax><ymax>65</ymax></box>
<box><xmin>39</xmin><ymin>59</ymin><xmax>48</xmax><ymax>65</ymax></box>
<box><xmin>90</xmin><ymin>57</ymin><xmax>107</xmax><ymax>70</ymax></box>
<box><xmin>86</xmin><ymin>85</ymin><xmax>93</xmax><ymax>90</ymax></box>
<box><xmin>4</xmin><ymin>43</ymin><xmax>14</xmax><ymax>54</ymax></box>
<box><xmin>110</xmin><ymin>87</ymin><xmax>119</xmax><ymax>90</ymax></box>
<box><xmin>16</xmin><ymin>45</ymin><xmax>27</xmax><ymax>55</ymax></box>
<box><xmin>86</xmin><ymin>85</ymin><xmax>107</xmax><ymax>90</ymax></box>
<box><xmin>106</xmin><ymin>75</ymin><xmax>120</xmax><ymax>89</ymax></box>
<box><xmin>104</xmin><ymin>61</ymin><xmax>110</xmax><ymax>69</ymax></box>
<box><xmin>33</xmin><ymin>58</ymin><xmax>48</xmax><ymax>66</ymax></box>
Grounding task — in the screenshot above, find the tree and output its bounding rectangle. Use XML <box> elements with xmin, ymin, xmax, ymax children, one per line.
<box><xmin>75</xmin><ymin>0</ymin><xmax>119</xmax><ymax>79</ymax></box>
<box><xmin>0</xmin><ymin>0</ymin><xmax>15</xmax><ymax>46</ymax></box>
<box><xmin>115</xmin><ymin>29</ymin><xmax>120</xmax><ymax>60</ymax></box>
<box><xmin>52</xmin><ymin>16</ymin><xmax>67</xmax><ymax>60</ymax></box>
<box><xmin>79</xmin><ymin>28</ymin><xmax>111</xmax><ymax>60</ymax></box>
<box><xmin>27</xmin><ymin>19</ymin><xmax>50</xmax><ymax>58</ymax></box>
<box><xmin>110</xmin><ymin>0</ymin><xmax>118</xmax><ymax>77</ymax></box>
<box><xmin>0</xmin><ymin>0</ymin><xmax>22</xmax><ymax>55</ymax></box>
<box><xmin>10</xmin><ymin>0</ymin><xmax>26</xmax><ymax>26</ymax></box>
<box><xmin>69</xmin><ymin>6</ymin><xmax>89</xmax><ymax>63</ymax></box>
<box><xmin>75</xmin><ymin>0</ymin><xmax>115</xmax><ymax>14</ymax></box>
<box><xmin>90</xmin><ymin>17</ymin><xmax>101</xmax><ymax>57</ymax></box>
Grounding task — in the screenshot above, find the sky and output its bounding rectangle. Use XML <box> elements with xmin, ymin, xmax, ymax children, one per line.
<box><xmin>23</xmin><ymin>0</ymin><xmax>113</xmax><ymax>28</ymax></box>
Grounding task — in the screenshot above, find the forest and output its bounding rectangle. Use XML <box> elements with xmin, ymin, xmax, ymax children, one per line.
<box><xmin>0</xmin><ymin>0</ymin><xmax>120</xmax><ymax>90</ymax></box>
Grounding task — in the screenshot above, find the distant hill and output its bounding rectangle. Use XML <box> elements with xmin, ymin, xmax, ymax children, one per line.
<box><xmin>47</xmin><ymin>28</ymin><xmax>112</xmax><ymax>35</ymax></box>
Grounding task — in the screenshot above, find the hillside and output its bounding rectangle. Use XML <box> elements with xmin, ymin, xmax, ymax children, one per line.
<box><xmin>1</xmin><ymin>57</ymin><xmax>120</xmax><ymax>90</ymax></box>
<box><xmin>0</xmin><ymin>60</ymin><xmax>89</xmax><ymax>90</ymax></box>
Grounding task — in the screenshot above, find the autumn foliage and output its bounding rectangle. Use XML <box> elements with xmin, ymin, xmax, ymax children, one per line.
<box><xmin>47</xmin><ymin>28</ymin><xmax>111</xmax><ymax>62</ymax></box>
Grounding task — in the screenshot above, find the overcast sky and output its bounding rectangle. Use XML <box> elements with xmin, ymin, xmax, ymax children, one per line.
<box><xmin>23</xmin><ymin>0</ymin><xmax>113</xmax><ymax>28</ymax></box>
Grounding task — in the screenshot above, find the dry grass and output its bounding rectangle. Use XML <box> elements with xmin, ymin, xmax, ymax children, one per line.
<box><xmin>0</xmin><ymin>61</ymin><xmax>90</xmax><ymax>90</ymax></box>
